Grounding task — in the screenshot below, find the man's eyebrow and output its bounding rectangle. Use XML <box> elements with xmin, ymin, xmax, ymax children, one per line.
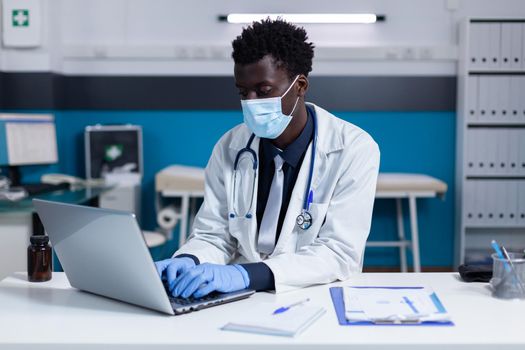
<box><xmin>235</xmin><ymin>80</ymin><xmax>275</xmax><ymax>88</ymax></box>
<box><xmin>256</xmin><ymin>80</ymin><xmax>274</xmax><ymax>85</ymax></box>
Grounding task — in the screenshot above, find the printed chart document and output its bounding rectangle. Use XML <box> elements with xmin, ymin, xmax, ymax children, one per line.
<box><xmin>222</xmin><ymin>303</ymin><xmax>325</xmax><ymax>337</ymax></box>
<box><xmin>343</xmin><ymin>286</ymin><xmax>451</xmax><ymax>324</ymax></box>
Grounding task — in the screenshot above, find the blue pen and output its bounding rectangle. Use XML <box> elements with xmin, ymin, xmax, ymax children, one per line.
<box><xmin>273</xmin><ymin>298</ymin><xmax>310</xmax><ymax>315</ymax></box>
<box><xmin>491</xmin><ymin>240</ymin><xmax>511</xmax><ymax>272</ymax></box>
<box><xmin>403</xmin><ymin>296</ymin><xmax>419</xmax><ymax>314</ymax></box>
<box><xmin>307</xmin><ymin>190</ymin><xmax>314</xmax><ymax>209</ymax></box>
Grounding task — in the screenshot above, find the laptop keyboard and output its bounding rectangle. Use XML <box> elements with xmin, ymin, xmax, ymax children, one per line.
<box><xmin>163</xmin><ymin>280</ymin><xmax>222</xmax><ymax>304</ymax></box>
<box><xmin>169</xmin><ymin>291</ymin><xmax>223</xmax><ymax>305</ymax></box>
<box><xmin>162</xmin><ymin>279</ymin><xmax>254</xmax><ymax>315</ymax></box>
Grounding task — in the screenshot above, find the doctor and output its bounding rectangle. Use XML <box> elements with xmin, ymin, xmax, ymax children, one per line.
<box><xmin>155</xmin><ymin>19</ymin><xmax>380</xmax><ymax>298</ymax></box>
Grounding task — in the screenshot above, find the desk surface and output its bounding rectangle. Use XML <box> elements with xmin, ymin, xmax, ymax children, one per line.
<box><xmin>0</xmin><ymin>272</ymin><xmax>523</xmax><ymax>349</ymax></box>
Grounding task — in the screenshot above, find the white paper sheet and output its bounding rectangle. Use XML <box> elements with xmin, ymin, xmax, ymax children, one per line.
<box><xmin>222</xmin><ymin>303</ymin><xmax>325</xmax><ymax>337</ymax></box>
<box><xmin>343</xmin><ymin>287</ymin><xmax>450</xmax><ymax>323</ymax></box>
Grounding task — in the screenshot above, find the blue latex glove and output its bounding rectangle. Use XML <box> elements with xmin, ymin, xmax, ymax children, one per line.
<box><xmin>172</xmin><ymin>263</ymin><xmax>250</xmax><ymax>299</ymax></box>
<box><xmin>154</xmin><ymin>257</ymin><xmax>196</xmax><ymax>295</ymax></box>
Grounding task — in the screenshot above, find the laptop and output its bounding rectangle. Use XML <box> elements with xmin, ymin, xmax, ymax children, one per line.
<box><xmin>33</xmin><ymin>199</ymin><xmax>254</xmax><ymax>315</ymax></box>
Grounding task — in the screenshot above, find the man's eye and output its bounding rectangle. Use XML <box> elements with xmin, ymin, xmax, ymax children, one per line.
<box><xmin>258</xmin><ymin>87</ymin><xmax>272</xmax><ymax>96</ymax></box>
<box><xmin>238</xmin><ymin>90</ymin><xmax>248</xmax><ymax>98</ymax></box>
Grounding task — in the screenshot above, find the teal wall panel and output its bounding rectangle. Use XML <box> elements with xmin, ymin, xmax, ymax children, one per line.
<box><xmin>11</xmin><ymin>109</ymin><xmax>455</xmax><ymax>268</ymax></box>
<box><xmin>0</xmin><ymin>122</ymin><xmax>8</xmax><ymax>165</ymax></box>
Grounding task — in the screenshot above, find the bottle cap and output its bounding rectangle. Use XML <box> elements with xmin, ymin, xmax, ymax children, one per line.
<box><xmin>30</xmin><ymin>235</ymin><xmax>49</xmax><ymax>245</ymax></box>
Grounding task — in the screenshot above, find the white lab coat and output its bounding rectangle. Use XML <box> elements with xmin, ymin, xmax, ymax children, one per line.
<box><xmin>174</xmin><ymin>103</ymin><xmax>380</xmax><ymax>293</ymax></box>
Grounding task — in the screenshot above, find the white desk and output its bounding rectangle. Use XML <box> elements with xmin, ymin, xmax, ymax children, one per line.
<box><xmin>1</xmin><ymin>272</ymin><xmax>523</xmax><ymax>349</ymax></box>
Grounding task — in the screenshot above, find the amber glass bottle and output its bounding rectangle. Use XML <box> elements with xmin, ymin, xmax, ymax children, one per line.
<box><xmin>27</xmin><ymin>235</ymin><xmax>52</xmax><ymax>282</ymax></box>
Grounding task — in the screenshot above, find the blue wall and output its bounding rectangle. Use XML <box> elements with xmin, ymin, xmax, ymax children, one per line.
<box><xmin>14</xmin><ymin>110</ymin><xmax>456</xmax><ymax>268</ymax></box>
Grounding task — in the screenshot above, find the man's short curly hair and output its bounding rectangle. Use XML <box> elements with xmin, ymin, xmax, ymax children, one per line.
<box><xmin>232</xmin><ymin>18</ymin><xmax>315</xmax><ymax>78</ymax></box>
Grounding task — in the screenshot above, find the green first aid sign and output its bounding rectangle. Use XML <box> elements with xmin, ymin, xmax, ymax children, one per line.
<box><xmin>105</xmin><ymin>144</ymin><xmax>124</xmax><ymax>162</ymax></box>
<box><xmin>12</xmin><ymin>9</ymin><xmax>29</xmax><ymax>27</ymax></box>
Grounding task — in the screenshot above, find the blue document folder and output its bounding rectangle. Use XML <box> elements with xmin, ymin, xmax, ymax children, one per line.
<box><xmin>329</xmin><ymin>287</ymin><xmax>454</xmax><ymax>326</ymax></box>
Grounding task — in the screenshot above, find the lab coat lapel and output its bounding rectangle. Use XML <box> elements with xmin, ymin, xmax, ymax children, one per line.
<box><xmin>272</xmin><ymin>142</ymin><xmax>318</xmax><ymax>255</ymax></box>
<box><xmin>270</xmin><ymin>146</ymin><xmax>309</xmax><ymax>255</ymax></box>
<box><xmin>271</xmin><ymin>104</ymin><xmax>338</xmax><ymax>256</ymax></box>
<box><xmin>308</xmin><ymin>103</ymin><xmax>343</xmax><ymax>193</ymax></box>
<box><xmin>247</xmin><ymin>136</ymin><xmax>260</xmax><ymax>257</ymax></box>
<box><xmin>228</xmin><ymin>132</ymin><xmax>262</xmax><ymax>262</ymax></box>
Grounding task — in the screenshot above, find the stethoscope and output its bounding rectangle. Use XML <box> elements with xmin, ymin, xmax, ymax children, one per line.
<box><xmin>229</xmin><ymin>111</ymin><xmax>317</xmax><ymax>230</ymax></box>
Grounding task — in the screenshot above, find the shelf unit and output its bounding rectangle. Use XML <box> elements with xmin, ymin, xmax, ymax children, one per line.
<box><xmin>456</xmin><ymin>18</ymin><xmax>525</xmax><ymax>265</ymax></box>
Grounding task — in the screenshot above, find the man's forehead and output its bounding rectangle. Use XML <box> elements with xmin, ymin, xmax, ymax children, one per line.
<box><xmin>234</xmin><ymin>55</ymin><xmax>288</xmax><ymax>85</ymax></box>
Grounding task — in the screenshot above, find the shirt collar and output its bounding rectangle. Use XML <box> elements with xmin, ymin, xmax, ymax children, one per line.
<box><xmin>260</xmin><ymin>108</ymin><xmax>314</xmax><ymax>168</ymax></box>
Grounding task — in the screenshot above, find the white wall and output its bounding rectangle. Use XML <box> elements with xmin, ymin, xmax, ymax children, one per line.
<box><xmin>1</xmin><ymin>0</ymin><xmax>525</xmax><ymax>76</ymax></box>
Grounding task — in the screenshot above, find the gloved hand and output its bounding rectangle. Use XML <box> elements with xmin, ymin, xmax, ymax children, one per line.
<box><xmin>172</xmin><ymin>263</ymin><xmax>250</xmax><ymax>299</ymax></box>
<box><xmin>154</xmin><ymin>257</ymin><xmax>196</xmax><ymax>295</ymax></box>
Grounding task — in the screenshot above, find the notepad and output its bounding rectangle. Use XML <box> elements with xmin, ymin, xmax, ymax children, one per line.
<box><xmin>221</xmin><ymin>303</ymin><xmax>325</xmax><ymax>337</ymax></box>
<box><xmin>343</xmin><ymin>286</ymin><xmax>451</xmax><ymax>324</ymax></box>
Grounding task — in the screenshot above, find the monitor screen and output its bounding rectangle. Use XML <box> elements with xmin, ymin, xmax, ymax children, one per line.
<box><xmin>0</xmin><ymin>114</ymin><xmax>58</xmax><ymax>166</ymax></box>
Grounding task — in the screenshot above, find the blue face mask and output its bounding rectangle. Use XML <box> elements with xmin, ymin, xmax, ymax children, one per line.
<box><xmin>241</xmin><ymin>75</ymin><xmax>300</xmax><ymax>139</ymax></box>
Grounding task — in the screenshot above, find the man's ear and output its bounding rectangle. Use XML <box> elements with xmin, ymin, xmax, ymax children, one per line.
<box><xmin>296</xmin><ymin>75</ymin><xmax>309</xmax><ymax>97</ymax></box>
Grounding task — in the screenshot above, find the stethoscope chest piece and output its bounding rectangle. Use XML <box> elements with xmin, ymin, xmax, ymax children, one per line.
<box><xmin>296</xmin><ymin>210</ymin><xmax>312</xmax><ymax>230</ymax></box>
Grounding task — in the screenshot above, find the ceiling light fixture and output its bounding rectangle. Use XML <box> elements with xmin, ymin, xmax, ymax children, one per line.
<box><xmin>218</xmin><ymin>13</ymin><xmax>385</xmax><ymax>24</ymax></box>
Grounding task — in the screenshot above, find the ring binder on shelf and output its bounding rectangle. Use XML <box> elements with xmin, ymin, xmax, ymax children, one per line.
<box><xmin>457</xmin><ymin>18</ymin><xmax>524</xmax><ymax>265</ymax></box>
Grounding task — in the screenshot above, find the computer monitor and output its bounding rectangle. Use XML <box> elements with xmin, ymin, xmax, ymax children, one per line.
<box><xmin>85</xmin><ymin>124</ymin><xmax>142</xmax><ymax>179</ymax></box>
<box><xmin>0</xmin><ymin>114</ymin><xmax>58</xmax><ymax>185</ymax></box>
